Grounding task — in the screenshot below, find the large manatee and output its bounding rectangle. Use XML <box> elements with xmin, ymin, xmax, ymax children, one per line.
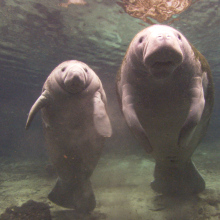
<box><xmin>117</xmin><ymin>25</ymin><xmax>214</xmax><ymax>195</ymax></box>
<box><xmin>26</xmin><ymin>60</ymin><xmax>112</xmax><ymax>212</ymax></box>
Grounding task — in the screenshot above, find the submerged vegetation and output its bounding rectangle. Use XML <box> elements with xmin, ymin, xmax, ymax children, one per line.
<box><xmin>117</xmin><ymin>0</ymin><xmax>200</xmax><ymax>24</ymax></box>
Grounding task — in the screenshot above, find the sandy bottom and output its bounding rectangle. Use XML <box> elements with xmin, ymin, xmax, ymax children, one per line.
<box><xmin>0</xmin><ymin>144</ymin><xmax>220</xmax><ymax>220</ymax></box>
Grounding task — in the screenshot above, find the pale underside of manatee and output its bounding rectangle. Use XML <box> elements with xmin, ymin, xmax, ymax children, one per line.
<box><xmin>117</xmin><ymin>25</ymin><xmax>214</xmax><ymax>195</ymax></box>
<box><xmin>26</xmin><ymin>60</ymin><xmax>112</xmax><ymax>212</ymax></box>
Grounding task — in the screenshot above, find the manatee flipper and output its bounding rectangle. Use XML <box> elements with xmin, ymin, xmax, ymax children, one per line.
<box><xmin>25</xmin><ymin>90</ymin><xmax>51</xmax><ymax>130</ymax></box>
<box><xmin>48</xmin><ymin>177</ymin><xmax>96</xmax><ymax>213</ymax></box>
<box><xmin>93</xmin><ymin>91</ymin><xmax>112</xmax><ymax>137</ymax></box>
<box><xmin>122</xmin><ymin>84</ymin><xmax>152</xmax><ymax>153</ymax></box>
<box><xmin>178</xmin><ymin>77</ymin><xmax>205</xmax><ymax>148</ymax></box>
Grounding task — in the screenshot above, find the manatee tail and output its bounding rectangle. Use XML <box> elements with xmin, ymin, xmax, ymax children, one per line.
<box><xmin>48</xmin><ymin>177</ymin><xmax>96</xmax><ymax>213</ymax></box>
<box><xmin>150</xmin><ymin>159</ymin><xmax>205</xmax><ymax>195</ymax></box>
<box><xmin>25</xmin><ymin>90</ymin><xmax>50</xmax><ymax>130</ymax></box>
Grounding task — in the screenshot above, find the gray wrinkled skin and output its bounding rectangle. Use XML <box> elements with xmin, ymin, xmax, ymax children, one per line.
<box><xmin>26</xmin><ymin>60</ymin><xmax>112</xmax><ymax>212</ymax></box>
<box><xmin>117</xmin><ymin>25</ymin><xmax>214</xmax><ymax>195</ymax></box>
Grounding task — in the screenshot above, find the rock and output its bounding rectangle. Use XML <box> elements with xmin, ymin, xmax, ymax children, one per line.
<box><xmin>0</xmin><ymin>200</ymin><xmax>52</xmax><ymax>220</ymax></box>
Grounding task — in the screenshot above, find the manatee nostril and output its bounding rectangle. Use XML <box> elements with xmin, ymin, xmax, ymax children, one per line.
<box><xmin>157</xmin><ymin>34</ymin><xmax>172</xmax><ymax>40</ymax></box>
<box><xmin>157</xmin><ymin>35</ymin><xmax>166</xmax><ymax>41</ymax></box>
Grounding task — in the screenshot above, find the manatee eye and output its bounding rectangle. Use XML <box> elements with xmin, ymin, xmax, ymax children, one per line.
<box><xmin>61</xmin><ymin>67</ymin><xmax>66</xmax><ymax>72</ymax></box>
<box><xmin>177</xmin><ymin>34</ymin><xmax>182</xmax><ymax>40</ymax></box>
<box><xmin>84</xmin><ymin>68</ymin><xmax>88</xmax><ymax>72</ymax></box>
<box><xmin>139</xmin><ymin>37</ymin><xmax>144</xmax><ymax>44</ymax></box>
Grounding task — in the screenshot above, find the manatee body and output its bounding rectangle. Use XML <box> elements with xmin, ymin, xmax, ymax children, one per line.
<box><xmin>117</xmin><ymin>25</ymin><xmax>214</xmax><ymax>195</ymax></box>
<box><xmin>26</xmin><ymin>60</ymin><xmax>112</xmax><ymax>212</ymax></box>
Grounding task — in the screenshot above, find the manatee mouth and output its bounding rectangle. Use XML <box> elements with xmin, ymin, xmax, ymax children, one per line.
<box><xmin>152</xmin><ymin>61</ymin><xmax>174</xmax><ymax>68</ymax></box>
<box><xmin>149</xmin><ymin>60</ymin><xmax>176</xmax><ymax>78</ymax></box>
<box><xmin>144</xmin><ymin>48</ymin><xmax>183</xmax><ymax>79</ymax></box>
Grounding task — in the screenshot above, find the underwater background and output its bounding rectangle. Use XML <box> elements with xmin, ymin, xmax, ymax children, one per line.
<box><xmin>0</xmin><ymin>0</ymin><xmax>220</xmax><ymax>219</ymax></box>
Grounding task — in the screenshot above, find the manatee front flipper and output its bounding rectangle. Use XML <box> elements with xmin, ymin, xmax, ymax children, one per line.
<box><xmin>25</xmin><ymin>90</ymin><xmax>51</xmax><ymax>130</ymax></box>
<box><xmin>122</xmin><ymin>84</ymin><xmax>152</xmax><ymax>153</ymax></box>
<box><xmin>93</xmin><ymin>91</ymin><xmax>112</xmax><ymax>137</ymax></box>
<box><xmin>178</xmin><ymin>77</ymin><xmax>205</xmax><ymax>148</ymax></box>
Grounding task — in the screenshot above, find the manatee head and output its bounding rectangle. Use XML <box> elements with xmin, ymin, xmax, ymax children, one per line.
<box><xmin>54</xmin><ymin>60</ymin><xmax>92</xmax><ymax>93</ymax></box>
<box><xmin>130</xmin><ymin>25</ymin><xmax>189</xmax><ymax>79</ymax></box>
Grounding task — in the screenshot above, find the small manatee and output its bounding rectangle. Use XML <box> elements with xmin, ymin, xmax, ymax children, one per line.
<box><xmin>26</xmin><ymin>60</ymin><xmax>112</xmax><ymax>212</ymax></box>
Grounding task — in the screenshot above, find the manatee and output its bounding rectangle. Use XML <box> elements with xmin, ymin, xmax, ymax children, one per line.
<box><xmin>117</xmin><ymin>25</ymin><xmax>214</xmax><ymax>195</ymax></box>
<box><xmin>26</xmin><ymin>60</ymin><xmax>112</xmax><ymax>212</ymax></box>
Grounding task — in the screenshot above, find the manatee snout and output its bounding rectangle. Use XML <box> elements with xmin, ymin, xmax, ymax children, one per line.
<box><xmin>143</xmin><ymin>31</ymin><xmax>183</xmax><ymax>78</ymax></box>
<box><xmin>63</xmin><ymin>68</ymin><xmax>86</xmax><ymax>93</ymax></box>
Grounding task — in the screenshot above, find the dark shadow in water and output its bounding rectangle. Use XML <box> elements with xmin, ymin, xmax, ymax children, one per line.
<box><xmin>52</xmin><ymin>209</ymin><xmax>107</xmax><ymax>220</ymax></box>
<box><xmin>152</xmin><ymin>194</ymin><xmax>200</xmax><ymax>209</ymax></box>
<box><xmin>151</xmin><ymin>194</ymin><xmax>201</xmax><ymax>219</ymax></box>
<box><xmin>150</xmin><ymin>190</ymin><xmax>220</xmax><ymax>219</ymax></box>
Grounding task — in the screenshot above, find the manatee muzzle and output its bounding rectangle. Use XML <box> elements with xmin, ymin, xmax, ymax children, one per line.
<box><xmin>63</xmin><ymin>67</ymin><xmax>87</xmax><ymax>93</ymax></box>
<box><xmin>143</xmin><ymin>34</ymin><xmax>183</xmax><ymax>79</ymax></box>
